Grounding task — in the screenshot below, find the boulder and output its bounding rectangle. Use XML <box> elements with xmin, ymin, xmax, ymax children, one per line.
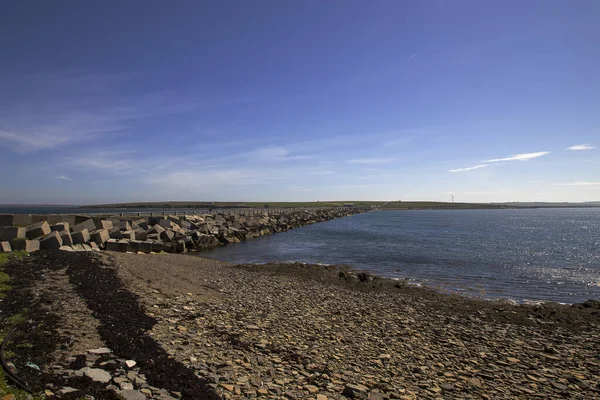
<box><xmin>89</xmin><ymin>229</ymin><xmax>109</xmax><ymax>245</ymax></box>
<box><xmin>0</xmin><ymin>227</ymin><xmax>26</xmax><ymax>241</ymax></box>
<box><xmin>72</xmin><ymin>229</ymin><xmax>91</xmax><ymax>244</ymax></box>
<box><xmin>40</xmin><ymin>231</ymin><xmax>63</xmax><ymax>250</ymax></box>
<box><xmin>72</xmin><ymin>219</ymin><xmax>96</xmax><ymax>233</ymax></box>
<box><xmin>10</xmin><ymin>239</ymin><xmax>40</xmax><ymax>253</ymax></box>
<box><xmin>25</xmin><ymin>221</ymin><xmax>51</xmax><ymax>239</ymax></box>
<box><xmin>0</xmin><ymin>242</ymin><xmax>11</xmax><ymax>253</ymax></box>
<box><xmin>50</xmin><ymin>222</ymin><xmax>70</xmax><ymax>232</ymax></box>
<box><xmin>105</xmin><ymin>239</ymin><xmax>129</xmax><ymax>252</ymax></box>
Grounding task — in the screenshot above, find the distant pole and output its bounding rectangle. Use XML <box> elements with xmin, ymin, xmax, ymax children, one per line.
<box><xmin>451</xmin><ymin>194</ymin><xmax>454</xmax><ymax>203</ymax></box>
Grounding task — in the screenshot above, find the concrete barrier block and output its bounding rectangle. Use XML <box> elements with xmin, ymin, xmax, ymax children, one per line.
<box><xmin>31</xmin><ymin>215</ymin><xmax>49</xmax><ymax>223</ymax></box>
<box><xmin>40</xmin><ymin>231</ymin><xmax>63</xmax><ymax>250</ymax></box>
<box><xmin>89</xmin><ymin>229</ymin><xmax>109</xmax><ymax>245</ymax></box>
<box><xmin>162</xmin><ymin>242</ymin><xmax>176</xmax><ymax>253</ymax></box>
<box><xmin>0</xmin><ymin>215</ymin><xmax>14</xmax><ymax>226</ymax></box>
<box><xmin>26</xmin><ymin>221</ymin><xmax>51</xmax><ymax>239</ymax></box>
<box><xmin>50</xmin><ymin>222</ymin><xmax>70</xmax><ymax>232</ymax></box>
<box><xmin>60</xmin><ymin>231</ymin><xmax>73</xmax><ymax>246</ymax></box>
<box><xmin>151</xmin><ymin>241</ymin><xmax>163</xmax><ymax>252</ymax></box>
<box><xmin>160</xmin><ymin>230</ymin><xmax>174</xmax><ymax>242</ymax></box>
<box><xmin>105</xmin><ymin>239</ymin><xmax>129</xmax><ymax>252</ymax></box>
<box><xmin>128</xmin><ymin>240</ymin><xmax>141</xmax><ymax>253</ymax></box>
<box><xmin>90</xmin><ymin>242</ymin><xmax>100</xmax><ymax>251</ymax></box>
<box><xmin>134</xmin><ymin>219</ymin><xmax>148</xmax><ymax>230</ymax></box>
<box><xmin>72</xmin><ymin>219</ymin><xmax>96</xmax><ymax>233</ymax></box>
<box><xmin>59</xmin><ymin>245</ymin><xmax>74</xmax><ymax>252</ymax></box>
<box><xmin>109</xmin><ymin>227</ymin><xmax>124</xmax><ymax>239</ymax></box>
<box><xmin>12</xmin><ymin>214</ymin><xmax>32</xmax><ymax>226</ymax></box>
<box><xmin>139</xmin><ymin>241</ymin><xmax>153</xmax><ymax>253</ymax></box>
<box><xmin>120</xmin><ymin>221</ymin><xmax>132</xmax><ymax>231</ymax></box>
<box><xmin>47</xmin><ymin>215</ymin><xmax>76</xmax><ymax>225</ymax></box>
<box><xmin>10</xmin><ymin>239</ymin><xmax>40</xmax><ymax>253</ymax></box>
<box><xmin>72</xmin><ymin>244</ymin><xmax>85</xmax><ymax>251</ymax></box>
<box><xmin>74</xmin><ymin>215</ymin><xmax>92</xmax><ymax>225</ymax></box>
<box><xmin>122</xmin><ymin>230</ymin><xmax>135</xmax><ymax>240</ymax></box>
<box><xmin>0</xmin><ymin>227</ymin><xmax>26</xmax><ymax>241</ymax></box>
<box><xmin>72</xmin><ymin>229</ymin><xmax>91</xmax><ymax>244</ymax></box>
<box><xmin>82</xmin><ymin>244</ymin><xmax>93</xmax><ymax>251</ymax></box>
<box><xmin>158</xmin><ymin>219</ymin><xmax>172</xmax><ymax>229</ymax></box>
<box><xmin>0</xmin><ymin>241</ymin><xmax>11</xmax><ymax>253</ymax></box>
<box><xmin>93</xmin><ymin>219</ymin><xmax>113</xmax><ymax>230</ymax></box>
<box><xmin>134</xmin><ymin>230</ymin><xmax>147</xmax><ymax>241</ymax></box>
<box><xmin>148</xmin><ymin>224</ymin><xmax>165</xmax><ymax>234</ymax></box>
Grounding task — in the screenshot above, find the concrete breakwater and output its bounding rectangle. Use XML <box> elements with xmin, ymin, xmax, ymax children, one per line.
<box><xmin>0</xmin><ymin>208</ymin><xmax>366</xmax><ymax>254</ymax></box>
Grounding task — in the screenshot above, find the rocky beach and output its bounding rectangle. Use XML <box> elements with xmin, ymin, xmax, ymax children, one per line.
<box><xmin>0</xmin><ymin>250</ymin><xmax>599</xmax><ymax>399</ymax></box>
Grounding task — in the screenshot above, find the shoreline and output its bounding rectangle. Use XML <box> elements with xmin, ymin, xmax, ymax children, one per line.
<box><xmin>1</xmin><ymin>251</ymin><xmax>599</xmax><ymax>399</ymax></box>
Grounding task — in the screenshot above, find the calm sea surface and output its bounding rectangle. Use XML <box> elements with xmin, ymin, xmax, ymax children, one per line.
<box><xmin>200</xmin><ymin>209</ymin><xmax>600</xmax><ymax>304</ymax></box>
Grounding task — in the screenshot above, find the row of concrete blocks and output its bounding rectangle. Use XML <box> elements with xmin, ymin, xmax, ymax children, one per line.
<box><xmin>64</xmin><ymin>239</ymin><xmax>180</xmax><ymax>254</ymax></box>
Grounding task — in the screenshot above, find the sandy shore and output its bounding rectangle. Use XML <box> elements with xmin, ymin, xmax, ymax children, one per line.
<box><xmin>1</xmin><ymin>251</ymin><xmax>599</xmax><ymax>399</ymax></box>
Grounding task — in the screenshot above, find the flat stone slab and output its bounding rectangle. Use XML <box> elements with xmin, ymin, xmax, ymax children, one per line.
<box><xmin>0</xmin><ymin>227</ymin><xmax>26</xmax><ymax>241</ymax></box>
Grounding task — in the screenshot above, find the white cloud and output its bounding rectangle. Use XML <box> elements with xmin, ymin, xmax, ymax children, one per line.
<box><xmin>567</xmin><ymin>144</ymin><xmax>594</xmax><ymax>151</ymax></box>
<box><xmin>346</xmin><ymin>158</ymin><xmax>396</xmax><ymax>164</ymax></box>
<box><xmin>309</xmin><ymin>170</ymin><xmax>335</xmax><ymax>175</ymax></box>
<box><xmin>55</xmin><ymin>175</ymin><xmax>72</xmax><ymax>181</ymax></box>
<box><xmin>482</xmin><ymin>151</ymin><xmax>550</xmax><ymax>162</ymax></box>
<box><xmin>554</xmin><ymin>182</ymin><xmax>600</xmax><ymax>186</ymax></box>
<box><xmin>409</xmin><ymin>53</ymin><xmax>418</xmax><ymax>59</ymax></box>
<box><xmin>448</xmin><ymin>164</ymin><xmax>488</xmax><ymax>173</ymax></box>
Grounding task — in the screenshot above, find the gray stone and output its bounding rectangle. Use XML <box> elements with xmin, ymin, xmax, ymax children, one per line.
<box><xmin>89</xmin><ymin>228</ymin><xmax>109</xmax><ymax>245</ymax></box>
<box><xmin>343</xmin><ymin>384</ymin><xmax>369</xmax><ymax>399</ymax></box>
<box><xmin>25</xmin><ymin>221</ymin><xmax>51</xmax><ymax>239</ymax></box>
<box><xmin>82</xmin><ymin>367</ymin><xmax>111</xmax><ymax>383</ymax></box>
<box><xmin>0</xmin><ymin>227</ymin><xmax>26</xmax><ymax>241</ymax></box>
<box><xmin>60</xmin><ymin>231</ymin><xmax>73</xmax><ymax>246</ymax></box>
<box><xmin>10</xmin><ymin>239</ymin><xmax>39</xmax><ymax>253</ymax></box>
<box><xmin>40</xmin><ymin>231</ymin><xmax>63</xmax><ymax>250</ymax></box>
<box><xmin>106</xmin><ymin>239</ymin><xmax>129</xmax><ymax>252</ymax></box>
<box><xmin>119</xmin><ymin>390</ymin><xmax>147</xmax><ymax>400</ymax></box>
<box><xmin>50</xmin><ymin>222</ymin><xmax>70</xmax><ymax>232</ymax></box>
<box><xmin>72</xmin><ymin>219</ymin><xmax>96</xmax><ymax>233</ymax></box>
<box><xmin>0</xmin><ymin>241</ymin><xmax>11</xmax><ymax>253</ymax></box>
<box><xmin>72</xmin><ymin>229</ymin><xmax>91</xmax><ymax>244</ymax></box>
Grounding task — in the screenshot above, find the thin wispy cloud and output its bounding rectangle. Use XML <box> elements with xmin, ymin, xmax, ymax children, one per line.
<box><xmin>409</xmin><ymin>53</ymin><xmax>418</xmax><ymax>59</ymax></box>
<box><xmin>554</xmin><ymin>182</ymin><xmax>600</xmax><ymax>186</ymax></box>
<box><xmin>309</xmin><ymin>170</ymin><xmax>335</xmax><ymax>175</ymax></box>
<box><xmin>448</xmin><ymin>164</ymin><xmax>488</xmax><ymax>173</ymax></box>
<box><xmin>346</xmin><ymin>158</ymin><xmax>396</xmax><ymax>164</ymax></box>
<box><xmin>482</xmin><ymin>151</ymin><xmax>550</xmax><ymax>163</ymax></box>
<box><xmin>566</xmin><ymin>144</ymin><xmax>594</xmax><ymax>151</ymax></box>
<box><xmin>55</xmin><ymin>175</ymin><xmax>72</xmax><ymax>181</ymax></box>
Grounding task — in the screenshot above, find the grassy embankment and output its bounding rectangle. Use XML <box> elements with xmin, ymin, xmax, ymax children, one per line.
<box><xmin>379</xmin><ymin>201</ymin><xmax>513</xmax><ymax>210</ymax></box>
<box><xmin>0</xmin><ymin>251</ymin><xmax>43</xmax><ymax>399</ymax></box>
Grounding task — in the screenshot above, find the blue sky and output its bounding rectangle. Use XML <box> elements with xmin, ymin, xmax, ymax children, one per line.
<box><xmin>0</xmin><ymin>0</ymin><xmax>598</xmax><ymax>204</ymax></box>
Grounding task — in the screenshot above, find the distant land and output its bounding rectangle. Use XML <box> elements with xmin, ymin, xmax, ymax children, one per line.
<box><xmin>77</xmin><ymin>200</ymin><xmax>600</xmax><ymax>210</ymax></box>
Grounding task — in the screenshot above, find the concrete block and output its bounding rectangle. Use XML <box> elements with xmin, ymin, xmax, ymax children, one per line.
<box><xmin>122</xmin><ymin>230</ymin><xmax>135</xmax><ymax>240</ymax></box>
<box><xmin>47</xmin><ymin>214</ymin><xmax>76</xmax><ymax>225</ymax></box>
<box><xmin>93</xmin><ymin>218</ymin><xmax>113</xmax><ymax>230</ymax></box>
<box><xmin>0</xmin><ymin>242</ymin><xmax>11</xmax><ymax>253</ymax></box>
<box><xmin>82</xmin><ymin>244</ymin><xmax>92</xmax><ymax>251</ymax></box>
<box><xmin>128</xmin><ymin>240</ymin><xmax>141</xmax><ymax>253</ymax></box>
<box><xmin>139</xmin><ymin>241</ymin><xmax>153</xmax><ymax>253</ymax></box>
<box><xmin>31</xmin><ymin>215</ymin><xmax>49</xmax><ymax>223</ymax></box>
<box><xmin>90</xmin><ymin>242</ymin><xmax>100</xmax><ymax>251</ymax></box>
<box><xmin>25</xmin><ymin>221</ymin><xmax>51</xmax><ymax>239</ymax></box>
<box><xmin>59</xmin><ymin>245</ymin><xmax>74</xmax><ymax>252</ymax></box>
<box><xmin>105</xmin><ymin>239</ymin><xmax>129</xmax><ymax>252</ymax></box>
<box><xmin>151</xmin><ymin>241</ymin><xmax>164</xmax><ymax>252</ymax></box>
<box><xmin>72</xmin><ymin>244</ymin><xmax>85</xmax><ymax>251</ymax></box>
<box><xmin>120</xmin><ymin>221</ymin><xmax>132</xmax><ymax>231</ymax></box>
<box><xmin>109</xmin><ymin>227</ymin><xmax>124</xmax><ymax>239</ymax></box>
<box><xmin>148</xmin><ymin>224</ymin><xmax>165</xmax><ymax>234</ymax></box>
<box><xmin>158</xmin><ymin>219</ymin><xmax>172</xmax><ymax>229</ymax></box>
<box><xmin>134</xmin><ymin>219</ymin><xmax>148</xmax><ymax>230</ymax></box>
<box><xmin>60</xmin><ymin>231</ymin><xmax>73</xmax><ymax>246</ymax></box>
<box><xmin>162</xmin><ymin>242</ymin><xmax>176</xmax><ymax>253</ymax></box>
<box><xmin>10</xmin><ymin>239</ymin><xmax>40</xmax><ymax>253</ymax></box>
<box><xmin>134</xmin><ymin>230</ymin><xmax>147</xmax><ymax>241</ymax></box>
<box><xmin>160</xmin><ymin>230</ymin><xmax>174</xmax><ymax>242</ymax></box>
<box><xmin>12</xmin><ymin>214</ymin><xmax>32</xmax><ymax>226</ymax></box>
<box><xmin>74</xmin><ymin>215</ymin><xmax>92</xmax><ymax>225</ymax></box>
<box><xmin>72</xmin><ymin>219</ymin><xmax>96</xmax><ymax>233</ymax></box>
<box><xmin>89</xmin><ymin>229</ymin><xmax>109</xmax><ymax>245</ymax></box>
<box><xmin>0</xmin><ymin>227</ymin><xmax>26</xmax><ymax>241</ymax></box>
<box><xmin>0</xmin><ymin>215</ymin><xmax>14</xmax><ymax>226</ymax></box>
<box><xmin>50</xmin><ymin>222</ymin><xmax>70</xmax><ymax>232</ymax></box>
<box><xmin>147</xmin><ymin>233</ymin><xmax>159</xmax><ymax>241</ymax></box>
<box><xmin>72</xmin><ymin>229</ymin><xmax>91</xmax><ymax>244</ymax></box>
<box><xmin>40</xmin><ymin>231</ymin><xmax>63</xmax><ymax>250</ymax></box>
